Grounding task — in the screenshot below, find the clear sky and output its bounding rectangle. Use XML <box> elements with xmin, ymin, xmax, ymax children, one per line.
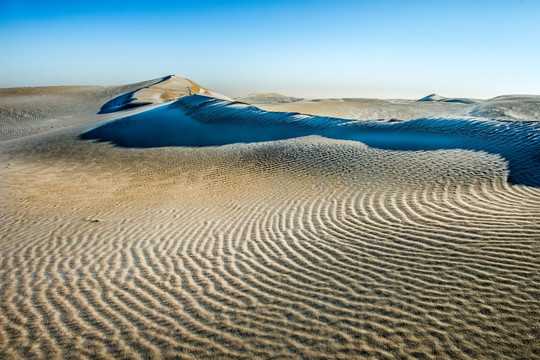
<box><xmin>1</xmin><ymin>0</ymin><xmax>539</xmax><ymax>98</ymax></box>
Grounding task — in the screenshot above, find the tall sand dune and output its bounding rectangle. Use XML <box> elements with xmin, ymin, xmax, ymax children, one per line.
<box><xmin>1</xmin><ymin>77</ymin><xmax>539</xmax><ymax>359</ymax></box>
<box><xmin>99</xmin><ymin>75</ymin><xmax>232</xmax><ymax>114</ymax></box>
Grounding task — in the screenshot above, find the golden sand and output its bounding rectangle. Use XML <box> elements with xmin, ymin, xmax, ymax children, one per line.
<box><xmin>1</xmin><ymin>81</ymin><xmax>539</xmax><ymax>359</ymax></box>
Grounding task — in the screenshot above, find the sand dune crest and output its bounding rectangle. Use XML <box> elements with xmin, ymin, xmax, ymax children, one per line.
<box><xmin>99</xmin><ymin>75</ymin><xmax>232</xmax><ymax>114</ymax></box>
<box><xmin>1</xmin><ymin>76</ymin><xmax>539</xmax><ymax>359</ymax></box>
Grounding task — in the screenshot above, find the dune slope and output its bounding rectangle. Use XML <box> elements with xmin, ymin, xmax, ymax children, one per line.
<box><xmin>469</xmin><ymin>95</ymin><xmax>540</xmax><ymax>121</ymax></box>
<box><xmin>1</xmin><ymin>78</ymin><xmax>539</xmax><ymax>359</ymax></box>
<box><xmin>99</xmin><ymin>75</ymin><xmax>232</xmax><ymax>114</ymax></box>
<box><xmin>82</xmin><ymin>95</ymin><xmax>540</xmax><ymax>186</ymax></box>
<box><xmin>0</xmin><ymin>78</ymin><xmax>161</xmax><ymax>141</ymax></box>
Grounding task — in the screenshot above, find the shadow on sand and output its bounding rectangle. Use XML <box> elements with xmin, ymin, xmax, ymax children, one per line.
<box><xmin>81</xmin><ymin>95</ymin><xmax>540</xmax><ymax>187</ymax></box>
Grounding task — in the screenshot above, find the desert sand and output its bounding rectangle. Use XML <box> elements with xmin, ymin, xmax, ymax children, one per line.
<box><xmin>1</xmin><ymin>76</ymin><xmax>539</xmax><ymax>359</ymax></box>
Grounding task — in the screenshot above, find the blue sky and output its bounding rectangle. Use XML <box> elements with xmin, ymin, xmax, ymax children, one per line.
<box><xmin>1</xmin><ymin>0</ymin><xmax>539</xmax><ymax>98</ymax></box>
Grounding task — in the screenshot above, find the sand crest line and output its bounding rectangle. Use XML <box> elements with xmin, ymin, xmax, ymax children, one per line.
<box><xmin>1</xmin><ymin>77</ymin><xmax>539</xmax><ymax>358</ymax></box>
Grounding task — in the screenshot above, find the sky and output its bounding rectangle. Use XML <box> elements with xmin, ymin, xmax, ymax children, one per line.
<box><xmin>1</xmin><ymin>0</ymin><xmax>539</xmax><ymax>99</ymax></box>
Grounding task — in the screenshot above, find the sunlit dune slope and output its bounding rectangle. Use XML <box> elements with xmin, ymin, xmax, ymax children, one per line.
<box><xmin>99</xmin><ymin>75</ymin><xmax>232</xmax><ymax>113</ymax></box>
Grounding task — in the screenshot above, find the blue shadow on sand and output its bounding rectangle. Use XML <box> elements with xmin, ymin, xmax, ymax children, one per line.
<box><xmin>81</xmin><ymin>95</ymin><xmax>540</xmax><ymax>186</ymax></box>
<box><xmin>98</xmin><ymin>76</ymin><xmax>171</xmax><ymax>114</ymax></box>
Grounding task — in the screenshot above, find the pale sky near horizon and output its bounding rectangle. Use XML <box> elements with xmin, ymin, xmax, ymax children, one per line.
<box><xmin>1</xmin><ymin>0</ymin><xmax>539</xmax><ymax>99</ymax></box>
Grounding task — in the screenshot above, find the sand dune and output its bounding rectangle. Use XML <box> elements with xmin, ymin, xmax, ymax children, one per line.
<box><xmin>241</xmin><ymin>96</ymin><xmax>478</xmax><ymax>122</ymax></box>
<box><xmin>247</xmin><ymin>93</ymin><xmax>540</xmax><ymax>123</ymax></box>
<box><xmin>1</xmin><ymin>77</ymin><xmax>539</xmax><ymax>359</ymax></box>
<box><xmin>236</xmin><ymin>93</ymin><xmax>304</xmax><ymax>105</ymax></box>
<box><xmin>0</xmin><ymin>78</ymin><xmax>160</xmax><ymax>141</ymax></box>
<box><xmin>99</xmin><ymin>75</ymin><xmax>232</xmax><ymax>114</ymax></box>
<box><xmin>417</xmin><ymin>93</ymin><xmax>479</xmax><ymax>104</ymax></box>
<box><xmin>469</xmin><ymin>95</ymin><xmax>540</xmax><ymax>121</ymax></box>
<box><xmin>82</xmin><ymin>95</ymin><xmax>540</xmax><ymax>186</ymax></box>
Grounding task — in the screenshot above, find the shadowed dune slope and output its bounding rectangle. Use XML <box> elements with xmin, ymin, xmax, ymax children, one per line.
<box><xmin>82</xmin><ymin>95</ymin><xmax>540</xmax><ymax>186</ymax></box>
<box><xmin>0</xmin><ymin>78</ymin><xmax>163</xmax><ymax>141</ymax></box>
<box><xmin>99</xmin><ymin>75</ymin><xmax>232</xmax><ymax>114</ymax></box>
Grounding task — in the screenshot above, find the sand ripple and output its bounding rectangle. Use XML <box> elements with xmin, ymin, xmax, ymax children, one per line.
<box><xmin>1</xmin><ymin>135</ymin><xmax>539</xmax><ymax>359</ymax></box>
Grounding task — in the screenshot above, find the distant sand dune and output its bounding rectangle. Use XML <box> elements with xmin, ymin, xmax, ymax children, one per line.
<box><xmin>417</xmin><ymin>93</ymin><xmax>479</xmax><ymax>104</ymax></box>
<box><xmin>1</xmin><ymin>77</ymin><xmax>539</xmax><ymax>359</ymax></box>
<box><xmin>469</xmin><ymin>95</ymin><xmax>540</xmax><ymax>121</ymax></box>
<box><xmin>241</xmin><ymin>93</ymin><xmax>540</xmax><ymax>123</ymax></box>
<box><xmin>238</xmin><ymin>95</ymin><xmax>477</xmax><ymax>121</ymax></box>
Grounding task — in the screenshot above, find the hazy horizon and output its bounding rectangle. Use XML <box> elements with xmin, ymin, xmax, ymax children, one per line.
<box><xmin>1</xmin><ymin>0</ymin><xmax>539</xmax><ymax>99</ymax></box>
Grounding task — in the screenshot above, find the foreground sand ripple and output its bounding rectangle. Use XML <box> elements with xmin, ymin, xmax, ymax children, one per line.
<box><xmin>1</xmin><ymin>134</ymin><xmax>539</xmax><ymax>359</ymax></box>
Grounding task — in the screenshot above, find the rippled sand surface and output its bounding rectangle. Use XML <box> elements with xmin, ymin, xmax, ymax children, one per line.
<box><xmin>1</xmin><ymin>81</ymin><xmax>539</xmax><ymax>359</ymax></box>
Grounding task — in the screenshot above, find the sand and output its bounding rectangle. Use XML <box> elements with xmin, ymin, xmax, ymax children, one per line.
<box><xmin>99</xmin><ymin>75</ymin><xmax>232</xmax><ymax>114</ymax></box>
<box><xmin>1</xmin><ymin>77</ymin><xmax>539</xmax><ymax>359</ymax></box>
<box><xmin>235</xmin><ymin>94</ymin><xmax>477</xmax><ymax>122</ymax></box>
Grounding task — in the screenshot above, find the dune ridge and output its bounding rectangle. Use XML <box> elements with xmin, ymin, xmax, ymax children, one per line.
<box><xmin>99</xmin><ymin>75</ymin><xmax>232</xmax><ymax>114</ymax></box>
<box><xmin>417</xmin><ymin>93</ymin><xmax>479</xmax><ymax>104</ymax></box>
<box><xmin>242</xmin><ymin>93</ymin><xmax>540</xmax><ymax>123</ymax></box>
<box><xmin>82</xmin><ymin>95</ymin><xmax>540</xmax><ymax>186</ymax></box>
<box><xmin>1</xmin><ymin>76</ymin><xmax>539</xmax><ymax>359</ymax></box>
